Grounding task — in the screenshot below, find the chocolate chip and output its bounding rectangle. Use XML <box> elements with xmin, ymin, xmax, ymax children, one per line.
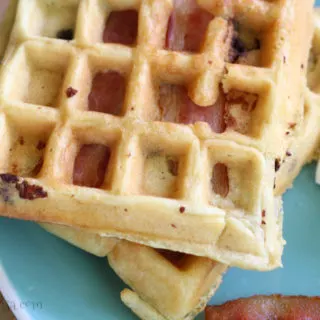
<box><xmin>15</xmin><ymin>181</ymin><xmax>48</xmax><ymax>200</ymax></box>
<box><xmin>229</xmin><ymin>37</ymin><xmax>246</xmax><ymax>63</ymax></box>
<box><xmin>179</xmin><ymin>206</ymin><xmax>185</xmax><ymax>213</ymax></box>
<box><xmin>286</xmin><ymin>151</ymin><xmax>292</xmax><ymax>157</ymax></box>
<box><xmin>66</xmin><ymin>87</ymin><xmax>78</xmax><ymax>98</ymax></box>
<box><xmin>0</xmin><ymin>174</ymin><xmax>19</xmax><ymax>184</ymax></box>
<box><xmin>275</xmin><ymin>158</ymin><xmax>281</xmax><ymax>172</ymax></box>
<box><xmin>171</xmin><ymin>224</ymin><xmax>177</xmax><ymax>228</ymax></box>
<box><xmin>56</xmin><ymin>29</ymin><xmax>74</xmax><ymax>40</ymax></box>
<box><xmin>37</xmin><ymin>141</ymin><xmax>46</xmax><ymax>150</ymax></box>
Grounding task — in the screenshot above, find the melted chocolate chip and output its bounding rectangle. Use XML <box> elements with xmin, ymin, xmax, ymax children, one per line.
<box><xmin>0</xmin><ymin>174</ymin><xmax>19</xmax><ymax>184</ymax></box>
<box><xmin>66</xmin><ymin>87</ymin><xmax>78</xmax><ymax>98</ymax></box>
<box><xmin>275</xmin><ymin>158</ymin><xmax>281</xmax><ymax>172</ymax></box>
<box><xmin>16</xmin><ymin>181</ymin><xmax>48</xmax><ymax>200</ymax></box>
<box><xmin>37</xmin><ymin>141</ymin><xmax>46</xmax><ymax>150</ymax></box>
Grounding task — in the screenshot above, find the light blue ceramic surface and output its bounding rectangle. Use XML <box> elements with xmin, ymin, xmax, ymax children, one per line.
<box><xmin>1</xmin><ymin>3</ymin><xmax>320</xmax><ymax>319</ymax></box>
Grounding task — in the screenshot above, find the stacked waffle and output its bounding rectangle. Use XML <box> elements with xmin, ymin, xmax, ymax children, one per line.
<box><xmin>0</xmin><ymin>1</ymin><xmax>319</xmax><ymax>319</ymax></box>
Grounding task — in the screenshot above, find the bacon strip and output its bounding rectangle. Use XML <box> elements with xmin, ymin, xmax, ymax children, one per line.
<box><xmin>103</xmin><ymin>10</ymin><xmax>138</xmax><ymax>45</ymax></box>
<box><xmin>205</xmin><ymin>295</ymin><xmax>320</xmax><ymax>320</ymax></box>
<box><xmin>165</xmin><ymin>0</ymin><xmax>213</xmax><ymax>52</ymax></box>
<box><xmin>73</xmin><ymin>144</ymin><xmax>110</xmax><ymax>188</ymax></box>
<box><xmin>88</xmin><ymin>71</ymin><xmax>125</xmax><ymax>116</ymax></box>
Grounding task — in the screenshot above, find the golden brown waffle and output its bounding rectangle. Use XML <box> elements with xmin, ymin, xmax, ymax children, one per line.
<box><xmin>40</xmin><ymin>13</ymin><xmax>320</xmax><ymax>320</ymax></box>
<box><xmin>0</xmin><ymin>0</ymin><xmax>314</xmax><ymax>270</ymax></box>
<box><xmin>41</xmin><ymin>223</ymin><xmax>227</xmax><ymax>320</ymax></box>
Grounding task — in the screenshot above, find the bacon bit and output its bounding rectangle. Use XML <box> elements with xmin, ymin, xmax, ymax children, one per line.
<box><xmin>171</xmin><ymin>224</ymin><xmax>177</xmax><ymax>228</ymax></box>
<box><xmin>156</xmin><ymin>249</ymin><xmax>187</xmax><ymax>269</ymax></box>
<box><xmin>0</xmin><ymin>174</ymin><xmax>19</xmax><ymax>184</ymax></box>
<box><xmin>205</xmin><ymin>295</ymin><xmax>320</xmax><ymax>320</ymax></box>
<box><xmin>167</xmin><ymin>158</ymin><xmax>179</xmax><ymax>176</ymax></box>
<box><xmin>275</xmin><ymin>158</ymin><xmax>281</xmax><ymax>172</ymax></box>
<box><xmin>37</xmin><ymin>141</ymin><xmax>46</xmax><ymax>151</ymax></box>
<box><xmin>286</xmin><ymin>151</ymin><xmax>292</xmax><ymax>157</ymax></box>
<box><xmin>88</xmin><ymin>71</ymin><xmax>125</xmax><ymax>116</ymax></box>
<box><xmin>18</xmin><ymin>136</ymin><xmax>24</xmax><ymax>145</ymax></box>
<box><xmin>15</xmin><ymin>180</ymin><xmax>48</xmax><ymax>200</ymax></box>
<box><xmin>211</xmin><ymin>163</ymin><xmax>229</xmax><ymax>198</ymax></box>
<box><xmin>179</xmin><ymin>206</ymin><xmax>185</xmax><ymax>213</ymax></box>
<box><xmin>165</xmin><ymin>0</ymin><xmax>213</xmax><ymax>52</ymax></box>
<box><xmin>103</xmin><ymin>10</ymin><xmax>138</xmax><ymax>45</ymax></box>
<box><xmin>56</xmin><ymin>29</ymin><xmax>74</xmax><ymax>41</ymax></box>
<box><xmin>73</xmin><ymin>144</ymin><xmax>111</xmax><ymax>188</ymax></box>
<box><xmin>289</xmin><ymin>122</ymin><xmax>296</xmax><ymax>129</ymax></box>
<box><xmin>66</xmin><ymin>87</ymin><xmax>78</xmax><ymax>98</ymax></box>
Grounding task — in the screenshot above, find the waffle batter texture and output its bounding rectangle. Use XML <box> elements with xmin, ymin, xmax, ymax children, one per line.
<box><xmin>0</xmin><ymin>0</ymin><xmax>315</xmax><ymax>270</ymax></box>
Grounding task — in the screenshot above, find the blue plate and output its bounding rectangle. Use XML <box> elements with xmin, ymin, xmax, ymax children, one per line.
<box><xmin>1</xmin><ymin>4</ymin><xmax>320</xmax><ymax>319</ymax></box>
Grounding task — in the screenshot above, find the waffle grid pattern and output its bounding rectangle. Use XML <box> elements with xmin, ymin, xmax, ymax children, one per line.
<box><xmin>0</xmin><ymin>0</ymin><xmax>314</xmax><ymax>270</ymax></box>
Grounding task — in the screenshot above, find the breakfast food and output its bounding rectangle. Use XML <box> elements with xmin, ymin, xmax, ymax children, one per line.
<box><xmin>205</xmin><ymin>295</ymin><xmax>320</xmax><ymax>319</ymax></box>
<box><xmin>41</xmin><ymin>223</ymin><xmax>227</xmax><ymax>320</ymax></box>
<box><xmin>0</xmin><ymin>0</ymin><xmax>314</xmax><ymax>271</ymax></box>
<box><xmin>309</xmin><ymin>9</ymin><xmax>320</xmax><ymax>185</ymax></box>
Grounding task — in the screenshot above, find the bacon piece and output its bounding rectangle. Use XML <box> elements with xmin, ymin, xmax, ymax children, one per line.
<box><xmin>178</xmin><ymin>86</ymin><xmax>226</xmax><ymax>133</ymax></box>
<box><xmin>103</xmin><ymin>10</ymin><xmax>138</xmax><ymax>45</ymax></box>
<box><xmin>88</xmin><ymin>71</ymin><xmax>125</xmax><ymax>116</ymax></box>
<box><xmin>211</xmin><ymin>163</ymin><xmax>229</xmax><ymax>198</ymax></box>
<box><xmin>159</xmin><ymin>85</ymin><xmax>226</xmax><ymax>133</ymax></box>
<box><xmin>73</xmin><ymin>144</ymin><xmax>110</xmax><ymax>188</ymax></box>
<box><xmin>205</xmin><ymin>295</ymin><xmax>320</xmax><ymax>320</ymax></box>
<box><xmin>165</xmin><ymin>0</ymin><xmax>213</xmax><ymax>52</ymax></box>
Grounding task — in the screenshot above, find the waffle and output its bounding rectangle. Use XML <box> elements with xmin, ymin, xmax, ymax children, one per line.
<box><xmin>41</xmin><ymin>223</ymin><xmax>227</xmax><ymax>320</ymax></box>
<box><xmin>0</xmin><ymin>0</ymin><xmax>314</xmax><ymax>270</ymax></box>
<box><xmin>309</xmin><ymin>9</ymin><xmax>320</xmax><ymax>185</ymax></box>
<box><xmin>41</xmin><ymin>15</ymin><xmax>320</xmax><ymax>319</ymax></box>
